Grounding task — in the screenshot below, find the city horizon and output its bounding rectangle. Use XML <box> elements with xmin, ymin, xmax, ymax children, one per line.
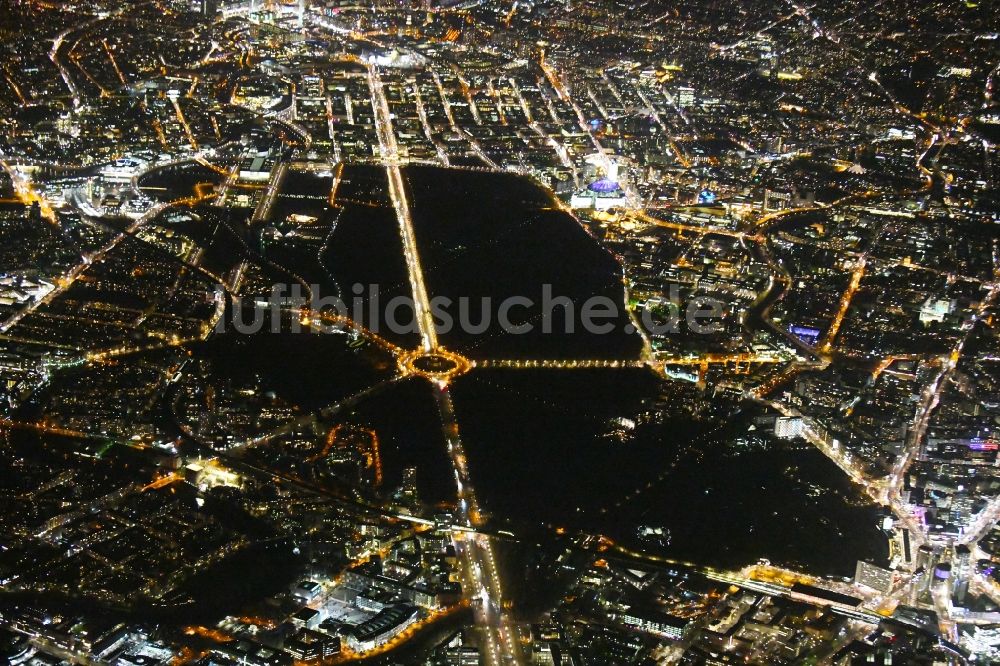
<box><xmin>0</xmin><ymin>0</ymin><xmax>997</xmax><ymax>664</ymax></box>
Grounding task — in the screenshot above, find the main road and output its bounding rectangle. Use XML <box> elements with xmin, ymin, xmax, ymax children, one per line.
<box><xmin>366</xmin><ymin>60</ymin><xmax>525</xmax><ymax>665</ymax></box>
<box><xmin>369</xmin><ymin>65</ymin><xmax>439</xmax><ymax>352</ymax></box>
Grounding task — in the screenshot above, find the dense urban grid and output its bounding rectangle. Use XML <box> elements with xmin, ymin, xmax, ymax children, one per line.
<box><xmin>0</xmin><ymin>0</ymin><xmax>997</xmax><ymax>663</ymax></box>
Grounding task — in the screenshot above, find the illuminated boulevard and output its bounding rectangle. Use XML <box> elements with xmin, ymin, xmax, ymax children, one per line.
<box><xmin>368</xmin><ymin>59</ymin><xmax>525</xmax><ymax>666</ymax></box>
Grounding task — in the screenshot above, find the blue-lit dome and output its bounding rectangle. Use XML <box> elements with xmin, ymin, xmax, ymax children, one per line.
<box><xmin>588</xmin><ymin>178</ymin><xmax>620</xmax><ymax>193</ymax></box>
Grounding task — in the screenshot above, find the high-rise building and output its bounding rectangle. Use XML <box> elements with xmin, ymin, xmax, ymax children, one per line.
<box><xmin>395</xmin><ymin>466</ymin><xmax>420</xmax><ymax>508</ymax></box>
<box><xmin>854</xmin><ymin>560</ymin><xmax>894</xmax><ymax>594</ymax></box>
<box><xmin>953</xmin><ymin>544</ymin><xmax>971</xmax><ymax>578</ymax></box>
<box><xmin>774</xmin><ymin>416</ymin><xmax>805</xmax><ymax>440</ymax></box>
<box><xmin>915</xmin><ymin>544</ymin><xmax>934</xmax><ymax>572</ymax></box>
<box><xmin>676</xmin><ymin>86</ymin><xmax>695</xmax><ymax>108</ymax></box>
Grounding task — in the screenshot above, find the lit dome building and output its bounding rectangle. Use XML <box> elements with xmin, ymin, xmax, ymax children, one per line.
<box><xmin>570</xmin><ymin>176</ymin><xmax>627</xmax><ymax>210</ymax></box>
